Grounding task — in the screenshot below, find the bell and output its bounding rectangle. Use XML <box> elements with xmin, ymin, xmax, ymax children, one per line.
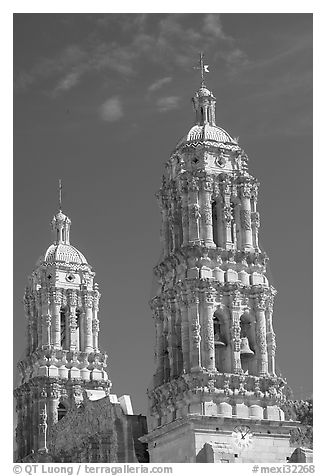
<box><xmin>240</xmin><ymin>337</ymin><xmax>254</xmax><ymax>356</ymax></box>
<box><xmin>214</xmin><ymin>332</ymin><xmax>226</xmax><ymax>347</ymax></box>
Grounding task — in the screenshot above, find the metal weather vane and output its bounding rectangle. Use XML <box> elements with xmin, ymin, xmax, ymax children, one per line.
<box><xmin>194</xmin><ymin>52</ymin><xmax>209</xmax><ymax>87</ymax></box>
<box><xmin>58</xmin><ymin>179</ymin><xmax>62</xmax><ymax>212</ymax></box>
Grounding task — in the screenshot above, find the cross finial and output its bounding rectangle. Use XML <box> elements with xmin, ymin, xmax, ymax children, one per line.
<box><xmin>194</xmin><ymin>52</ymin><xmax>209</xmax><ymax>87</ymax></box>
<box><xmin>58</xmin><ymin>179</ymin><xmax>62</xmax><ymax>211</ymax></box>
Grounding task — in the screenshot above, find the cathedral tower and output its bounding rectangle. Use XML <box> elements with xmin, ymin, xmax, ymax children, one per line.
<box><xmin>14</xmin><ymin>205</ymin><xmax>110</xmax><ymax>461</ymax></box>
<box><xmin>143</xmin><ymin>58</ymin><xmax>297</xmax><ymax>463</ymax></box>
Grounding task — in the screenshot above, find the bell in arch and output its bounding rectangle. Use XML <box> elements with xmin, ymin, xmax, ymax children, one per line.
<box><xmin>240</xmin><ymin>337</ymin><xmax>254</xmax><ymax>356</ymax></box>
<box><xmin>214</xmin><ymin>331</ymin><xmax>226</xmax><ymax>347</ymax></box>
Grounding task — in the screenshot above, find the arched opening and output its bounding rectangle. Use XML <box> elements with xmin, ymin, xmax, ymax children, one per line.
<box><xmin>76</xmin><ymin>309</ymin><xmax>81</xmax><ymax>351</ymax></box>
<box><xmin>240</xmin><ymin>312</ymin><xmax>256</xmax><ymax>374</ymax></box>
<box><xmin>60</xmin><ymin>307</ymin><xmax>67</xmax><ymax>349</ymax></box>
<box><xmin>230</xmin><ymin>202</ymin><xmax>236</xmax><ymax>246</ymax></box>
<box><xmin>57</xmin><ymin>402</ymin><xmax>67</xmax><ymax>421</ymax></box>
<box><xmin>213</xmin><ymin>313</ymin><xmax>227</xmax><ymax>372</ymax></box>
<box><xmin>212</xmin><ymin>201</ymin><xmax>218</xmax><ymax>246</ymax></box>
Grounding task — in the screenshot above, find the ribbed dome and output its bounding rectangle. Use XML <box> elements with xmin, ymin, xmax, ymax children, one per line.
<box><xmin>176</xmin><ymin>123</ymin><xmax>236</xmax><ymax>148</ymax></box>
<box><xmin>44</xmin><ymin>243</ymin><xmax>88</xmax><ymax>265</ymax></box>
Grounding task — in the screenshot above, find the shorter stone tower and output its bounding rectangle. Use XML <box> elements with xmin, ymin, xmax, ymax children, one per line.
<box><xmin>14</xmin><ymin>206</ymin><xmax>142</xmax><ymax>462</ymax></box>
<box><xmin>142</xmin><ymin>75</ymin><xmax>297</xmax><ymax>463</ymax></box>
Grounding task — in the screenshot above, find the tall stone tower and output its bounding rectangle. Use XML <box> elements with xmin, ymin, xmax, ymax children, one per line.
<box><xmin>14</xmin><ymin>207</ymin><xmax>110</xmax><ymax>461</ymax></box>
<box><xmin>143</xmin><ymin>68</ymin><xmax>296</xmax><ymax>462</ymax></box>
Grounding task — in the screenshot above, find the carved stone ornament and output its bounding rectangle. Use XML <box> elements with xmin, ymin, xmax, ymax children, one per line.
<box><xmin>223</xmin><ymin>206</ymin><xmax>233</xmax><ymax>224</ymax></box>
<box><xmin>202</xmin><ymin>177</ymin><xmax>213</xmax><ymax>192</ymax></box>
<box><xmin>203</xmin><ymin>321</ymin><xmax>214</xmax><ymax>351</ymax></box>
<box><xmin>68</xmin><ymin>290</ymin><xmax>78</xmax><ymax>307</ymax></box>
<box><xmin>188</xmin><ymin>177</ymin><xmax>199</xmax><ymax>192</ymax></box>
<box><xmin>201</xmin><ymin>204</ymin><xmax>212</xmax><ymax>225</ymax></box>
<box><xmin>251</xmin><ymin>211</ymin><xmax>260</xmax><ymax>228</ymax></box>
<box><xmin>240</xmin><ymin>209</ymin><xmax>251</xmax><ymax>230</ymax></box>
<box><xmin>53</xmin><ymin>290</ymin><xmax>62</xmax><ymax>305</ymax></box>
<box><xmin>190</xmin><ymin>203</ymin><xmax>201</xmax><ymax>220</ymax></box>
<box><xmin>241</xmin><ymin>182</ymin><xmax>252</xmax><ymax>198</ymax></box>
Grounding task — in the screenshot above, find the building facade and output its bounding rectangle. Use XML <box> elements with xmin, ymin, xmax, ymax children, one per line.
<box><xmin>142</xmin><ymin>77</ymin><xmax>298</xmax><ymax>462</ymax></box>
<box><xmin>14</xmin><ymin>209</ymin><xmax>147</xmax><ymax>462</ymax></box>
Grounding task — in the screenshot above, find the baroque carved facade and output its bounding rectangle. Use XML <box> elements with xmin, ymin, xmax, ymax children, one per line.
<box><xmin>141</xmin><ymin>81</ymin><xmax>298</xmax><ymax>463</ymax></box>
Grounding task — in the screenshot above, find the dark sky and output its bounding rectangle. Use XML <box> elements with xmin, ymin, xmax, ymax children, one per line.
<box><xmin>13</xmin><ymin>13</ymin><xmax>312</xmax><ymax>414</ymax></box>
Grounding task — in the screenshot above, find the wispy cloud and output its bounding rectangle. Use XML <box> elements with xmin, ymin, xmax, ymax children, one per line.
<box><xmin>53</xmin><ymin>71</ymin><xmax>81</xmax><ymax>94</ymax></box>
<box><xmin>14</xmin><ymin>14</ymin><xmax>248</xmax><ymax>96</ymax></box>
<box><xmin>156</xmin><ymin>96</ymin><xmax>180</xmax><ymax>112</ymax></box>
<box><xmin>99</xmin><ymin>96</ymin><xmax>123</xmax><ymax>122</ymax></box>
<box><xmin>148</xmin><ymin>76</ymin><xmax>172</xmax><ymax>93</ymax></box>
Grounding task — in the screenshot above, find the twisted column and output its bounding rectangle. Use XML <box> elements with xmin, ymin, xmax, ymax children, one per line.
<box><xmin>229</xmin><ymin>292</ymin><xmax>243</xmax><ymax>374</ymax></box>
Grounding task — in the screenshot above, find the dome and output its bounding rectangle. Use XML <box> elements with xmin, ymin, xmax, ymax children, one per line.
<box><xmin>176</xmin><ymin>123</ymin><xmax>236</xmax><ymax>148</ymax></box>
<box><xmin>44</xmin><ymin>243</ymin><xmax>88</xmax><ymax>265</ymax></box>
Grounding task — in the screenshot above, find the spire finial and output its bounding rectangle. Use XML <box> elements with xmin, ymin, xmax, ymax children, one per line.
<box><xmin>58</xmin><ymin>179</ymin><xmax>62</xmax><ymax>212</ymax></box>
<box><xmin>194</xmin><ymin>52</ymin><xmax>209</xmax><ymax>87</ymax></box>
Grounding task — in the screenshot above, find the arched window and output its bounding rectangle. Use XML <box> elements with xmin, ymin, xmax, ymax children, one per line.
<box><xmin>57</xmin><ymin>402</ymin><xmax>67</xmax><ymax>421</ymax></box>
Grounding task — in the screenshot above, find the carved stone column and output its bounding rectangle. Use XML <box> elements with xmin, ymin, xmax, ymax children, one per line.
<box><xmin>50</xmin><ymin>289</ymin><xmax>61</xmax><ymax>348</ymax></box>
<box><xmin>266</xmin><ymin>296</ymin><xmax>276</xmax><ymax>376</ymax></box>
<box><xmin>201</xmin><ymin>287</ymin><xmax>216</xmax><ymax>371</ymax></box>
<box><xmin>159</xmin><ymin>192</ymin><xmax>170</xmax><ymax>257</ymax></box>
<box><xmin>153</xmin><ymin>302</ymin><xmax>164</xmax><ymax>386</ymax></box>
<box><xmin>24</xmin><ymin>296</ymin><xmax>33</xmax><ymax>355</ymax></box>
<box><xmin>254</xmin><ymin>295</ymin><xmax>269</xmax><ymax>376</ymax></box>
<box><xmin>240</xmin><ymin>181</ymin><xmax>253</xmax><ymax>249</ymax></box>
<box><xmin>162</xmin><ymin>314</ymin><xmax>170</xmax><ymax>382</ymax></box>
<box><xmin>180</xmin><ymin>296</ymin><xmax>190</xmax><ymax>373</ymax></box>
<box><xmin>189</xmin><ymin>289</ymin><xmax>202</xmax><ymax>371</ymax></box>
<box><xmin>47</xmin><ymin>383</ymin><xmax>60</xmax><ymax>427</ymax></box>
<box><xmin>180</xmin><ymin>176</ymin><xmax>189</xmax><ymax>246</ymax></box>
<box><xmin>38</xmin><ymin>404</ymin><xmax>47</xmax><ymax>452</ymax></box>
<box><xmin>230</xmin><ymin>293</ymin><xmax>243</xmax><ymax>374</ymax></box>
<box><xmin>221</xmin><ymin>176</ymin><xmax>233</xmax><ymax>248</ymax></box>
<box><xmin>41</xmin><ymin>290</ymin><xmax>50</xmax><ymax>347</ymax></box>
<box><xmin>84</xmin><ymin>294</ymin><xmax>94</xmax><ymax>353</ymax></box>
<box><xmin>68</xmin><ymin>290</ymin><xmax>78</xmax><ymax>351</ymax></box>
<box><xmin>251</xmin><ymin>183</ymin><xmax>260</xmax><ymax>249</ymax></box>
<box><xmin>167</xmin><ymin>296</ymin><xmax>178</xmax><ymax>378</ymax></box>
<box><xmin>200</xmin><ymin>176</ymin><xmax>215</xmax><ymax>247</ymax></box>
<box><xmin>188</xmin><ymin>177</ymin><xmax>200</xmax><ymax>244</ymax></box>
<box><xmin>223</xmin><ymin>202</ymin><xmax>233</xmax><ymax>248</ymax></box>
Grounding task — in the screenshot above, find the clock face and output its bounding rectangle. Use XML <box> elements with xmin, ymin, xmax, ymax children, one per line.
<box><xmin>232</xmin><ymin>425</ymin><xmax>253</xmax><ymax>449</ymax></box>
